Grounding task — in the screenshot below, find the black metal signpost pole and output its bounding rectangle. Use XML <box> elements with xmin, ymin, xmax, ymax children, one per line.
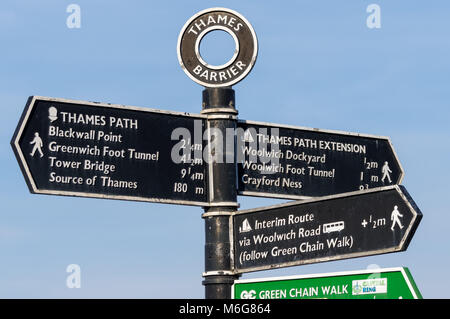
<box><xmin>176</xmin><ymin>7</ymin><xmax>259</xmax><ymax>298</ymax></box>
<box><xmin>201</xmin><ymin>88</ymin><xmax>240</xmax><ymax>299</ymax></box>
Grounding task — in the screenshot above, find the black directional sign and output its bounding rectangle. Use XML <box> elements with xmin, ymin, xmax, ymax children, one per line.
<box><xmin>236</xmin><ymin>120</ymin><xmax>403</xmax><ymax>199</ymax></box>
<box><xmin>232</xmin><ymin>185</ymin><xmax>421</xmax><ymax>273</ymax></box>
<box><xmin>11</xmin><ymin>96</ymin><xmax>209</xmax><ymax>206</ymax></box>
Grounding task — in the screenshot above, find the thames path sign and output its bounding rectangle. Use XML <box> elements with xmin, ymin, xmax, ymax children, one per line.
<box><xmin>11</xmin><ymin>96</ymin><xmax>208</xmax><ymax>206</ymax></box>
<box><xmin>232</xmin><ymin>185</ymin><xmax>422</xmax><ymax>273</ymax></box>
<box><xmin>236</xmin><ymin>120</ymin><xmax>403</xmax><ymax>199</ymax></box>
<box><xmin>233</xmin><ymin>267</ymin><xmax>422</xmax><ymax>299</ymax></box>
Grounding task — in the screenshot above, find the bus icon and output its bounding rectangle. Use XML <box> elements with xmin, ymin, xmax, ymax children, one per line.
<box><xmin>323</xmin><ymin>221</ymin><xmax>345</xmax><ymax>233</ymax></box>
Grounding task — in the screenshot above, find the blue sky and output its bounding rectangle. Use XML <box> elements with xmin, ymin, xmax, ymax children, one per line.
<box><xmin>1</xmin><ymin>1</ymin><xmax>449</xmax><ymax>298</ymax></box>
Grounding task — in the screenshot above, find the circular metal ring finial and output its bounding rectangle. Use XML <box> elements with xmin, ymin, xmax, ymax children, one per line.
<box><xmin>177</xmin><ymin>8</ymin><xmax>258</xmax><ymax>88</ymax></box>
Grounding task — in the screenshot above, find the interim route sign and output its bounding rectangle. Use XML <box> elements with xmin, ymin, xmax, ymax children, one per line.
<box><xmin>233</xmin><ymin>267</ymin><xmax>422</xmax><ymax>299</ymax></box>
<box><xmin>236</xmin><ymin>120</ymin><xmax>403</xmax><ymax>199</ymax></box>
<box><xmin>11</xmin><ymin>96</ymin><xmax>209</xmax><ymax>206</ymax></box>
<box><xmin>232</xmin><ymin>185</ymin><xmax>422</xmax><ymax>273</ymax></box>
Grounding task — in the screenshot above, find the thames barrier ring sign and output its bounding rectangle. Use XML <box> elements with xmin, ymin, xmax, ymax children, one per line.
<box><xmin>177</xmin><ymin>7</ymin><xmax>258</xmax><ymax>88</ymax></box>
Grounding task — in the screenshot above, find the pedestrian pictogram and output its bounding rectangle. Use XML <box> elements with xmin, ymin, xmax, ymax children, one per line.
<box><xmin>391</xmin><ymin>205</ymin><xmax>404</xmax><ymax>231</ymax></box>
<box><xmin>29</xmin><ymin>132</ymin><xmax>44</xmax><ymax>158</ymax></box>
<box><xmin>382</xmin><ymin>161</ymin><xmax>392</xmax><ymax>183</ymax></box>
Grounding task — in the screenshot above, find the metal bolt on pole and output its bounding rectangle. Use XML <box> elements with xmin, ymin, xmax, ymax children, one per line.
<box><xmin>201</xmin><ymin>87</ymin><xmax>240</xmax><ymax>299</ymax></box>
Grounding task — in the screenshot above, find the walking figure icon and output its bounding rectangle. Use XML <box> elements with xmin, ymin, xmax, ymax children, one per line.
<box><xmin>30</xmin><ymin>132</ymin><xmax>44</xmax><ymax>158</ymax></box>
<box><xmin>390</xmin><ymin>205</ymin><xmax>404</xmax><ymax>231</ymax></box>
<box><xmin>381</xmin><ymin>161</ymin><xmax>392</xmax><ymax>183</ymax></box>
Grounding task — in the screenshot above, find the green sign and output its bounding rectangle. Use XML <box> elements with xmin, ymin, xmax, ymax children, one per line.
<box><xmin>233</xmin><ymin>267</ymin><xmax>422</xmax><ymax>299</ymax></box>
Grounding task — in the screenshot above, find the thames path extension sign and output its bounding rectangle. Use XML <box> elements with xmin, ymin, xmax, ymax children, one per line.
<box><xmin>236</xmin><ymin>120</ymin><xmax>403</xmax><ymax>199</ymax></box>
<box><xmin>232</xmin><ymin>185</ymin><xmax>422</xmax><ymax>273</ymax></box>
<box><xmin>232</xmin><ymin>267</ymin><xmax>422</xmax><ymax>299</ymax></box>
<box><xmin>11</xmin><ymin>96</ymin><xmax>208</xmax><ymax>206</ymax></box>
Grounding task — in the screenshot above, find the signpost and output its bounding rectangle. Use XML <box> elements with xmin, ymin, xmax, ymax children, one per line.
<box><xmin>236</xmin><ymin>120</ymin><xmax>403</xmax><ymax>199</ymax></box>
<box><xmin>232</xmin><ymin>185</ymin><xmax>422</xmax><ymax>273</ymax></box>
<box><xmin>11</xmin><ymin>96</ymin><xmax>208</xmax><ymax>206</ymax></box>
<box><xmin>177</xmin><ymin>7</ymin><xmax>260</xmax><ymax>299</ymax></box>
<box><xmin>10</xmin><ymin>7</ymin><xmax>423</xmax><ymax>299</ymax></box>
<box><xmin>233</xmin><ymin>267</ymin><xmax>422</xmax><ymax>299</ymax></box>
